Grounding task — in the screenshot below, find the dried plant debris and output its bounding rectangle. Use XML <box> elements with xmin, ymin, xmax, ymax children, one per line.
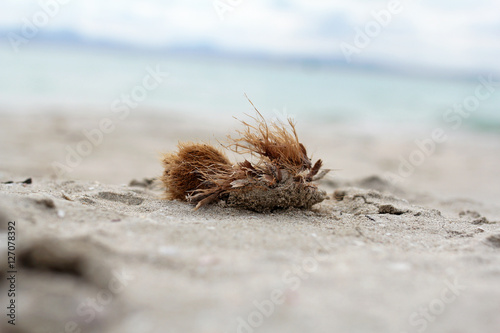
<box><xmin>161</xmin><ymin>107</ymin><xmax>330</xmax><ymax>212</ymax></box>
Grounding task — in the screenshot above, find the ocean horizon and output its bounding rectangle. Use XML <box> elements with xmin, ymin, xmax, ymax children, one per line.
<box><xmin>1</xmin><ymin>43</ymin><xmax>499</xmax><ymax>134</ymax></box>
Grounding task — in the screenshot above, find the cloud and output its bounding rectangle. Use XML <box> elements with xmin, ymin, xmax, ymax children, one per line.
<box><xmin>1</xmin><ymin>0</ymin><xmax>499</xmax><ymax>72</ymax></box>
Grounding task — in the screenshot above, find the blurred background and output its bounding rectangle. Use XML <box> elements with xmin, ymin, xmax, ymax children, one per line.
<box><xmin>0</xmin><ymin>0</ymin><xmax>500</xmax><ymax>204</ymax></box>
<box><xmin>1</xmin><ymin>0</ymin><xmax>499</xmax><ymax>128</ymax></box>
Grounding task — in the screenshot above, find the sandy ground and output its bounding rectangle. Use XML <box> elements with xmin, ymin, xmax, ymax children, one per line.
<box><xmin>0</xmin><ymin>109</ymin><xmax>499</xmax><ymax>333</ymax></box>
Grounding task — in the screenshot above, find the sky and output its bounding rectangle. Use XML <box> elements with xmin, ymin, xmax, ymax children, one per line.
<box><xmin>1</xmin><ymin>0</ymin><xmax>500</xmax><ymax>73</ymax></box>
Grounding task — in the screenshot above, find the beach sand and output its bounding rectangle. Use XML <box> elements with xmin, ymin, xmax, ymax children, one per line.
<box><xmin>1</xmin><ymin>109</ymin><xmax>499</xmax><ymax>333</ymax></box>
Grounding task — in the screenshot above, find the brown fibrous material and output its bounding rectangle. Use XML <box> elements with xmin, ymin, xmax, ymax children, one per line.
<box><xmin>161</xmin><ymin>105</ymin><xmax>330</xmax><ymax>212</ymax></box>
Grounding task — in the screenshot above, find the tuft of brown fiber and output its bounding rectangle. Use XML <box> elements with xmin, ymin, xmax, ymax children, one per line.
<box><xmin>161</xmin><ymin>143</ymin><xmax>231</xmax><ymax>201</ymax></box>
<box><xmin>161</xmin><ymin>100</ymin><xmax>330</xmax><ymax>212</ymax></box>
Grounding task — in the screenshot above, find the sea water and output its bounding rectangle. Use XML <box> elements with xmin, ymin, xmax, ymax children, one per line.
<box><xmin>1</xmin><ymin>44</ymin><xmax>499</xmax><ymax>133</ymax></box>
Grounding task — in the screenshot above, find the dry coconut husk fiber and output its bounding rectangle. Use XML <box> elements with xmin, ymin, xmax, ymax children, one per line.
<box><xmin>161</xmin><ymin>100</ymin><xmax>330</xmax><ymax>212</ymax></box>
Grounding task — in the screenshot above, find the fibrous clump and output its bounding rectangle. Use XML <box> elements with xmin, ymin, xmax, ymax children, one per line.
<box><xmin>161</xmin><ymin>104</ymin><xmax>330</xmax><ymax>212</ymax></box>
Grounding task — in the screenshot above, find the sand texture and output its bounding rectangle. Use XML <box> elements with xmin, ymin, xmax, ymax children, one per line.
<box><xmin>0</xmin><ymin>110</ymin><xmax>499</xmax><ymax>333</ymax></box>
